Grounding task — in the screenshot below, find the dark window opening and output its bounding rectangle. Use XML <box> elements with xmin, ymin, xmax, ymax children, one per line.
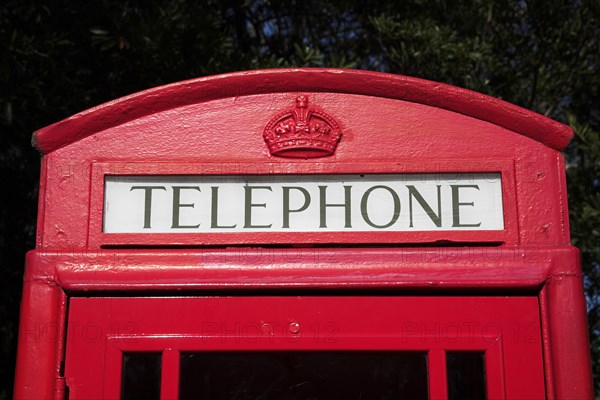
<box><xmin>447</xmin><ymin>351</ymin><xmax>486</xmax><ymax>400</ymax></box>
<box><xmin>180</xmin><ymin>351</ymin><xmax>428</xmax><ymax>400</ymax></box>
<box><xmin>121</xmin><ymin>352</ymin><xmax>161</xmax><ymax>400</ymax></box>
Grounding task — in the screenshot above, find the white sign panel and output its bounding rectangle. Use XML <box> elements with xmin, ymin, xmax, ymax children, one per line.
<box><xmin>104</xmin><ymin>174</ymin><xmax>503</xmax><ymax>233</ymax></box>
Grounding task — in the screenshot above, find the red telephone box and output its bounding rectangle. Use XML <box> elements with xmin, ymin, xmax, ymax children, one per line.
<box><xmin>15</xmin><ymin>69</ymin><xmax>593</xmax><ymax>399</ymax></box>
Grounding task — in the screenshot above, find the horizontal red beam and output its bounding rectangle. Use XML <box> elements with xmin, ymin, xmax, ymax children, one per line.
<box><xmin>24</xmin><ymin>246</ymin><xmax>579</xmax><ymax>291</ymax></box>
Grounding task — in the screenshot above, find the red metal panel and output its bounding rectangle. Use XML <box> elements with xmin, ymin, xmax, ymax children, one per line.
<box><xmin>36</xmin><ymin>90</ymin><xmax>568</xmax><ymax>249</ymax></box>
<box><xmin>14</xmin><ymin>252</ymin><xmax>67</xmax><ymax>400</ymax></box>
<box><xmin>485</xmin><ymin>339</ymin><xmax>506</xmax><ymax>399</ymax></box>
<box><xmin>65</xmin><ymin>296</ymin><xmax>545</xmax><ymax>399</ymax></box>
<box><xmin>427</xmin><ymin>349</ymin><xmax>448</xmax><ymax>399</ymax></box>
<box><xmin>33</xmin><ymin>69</ymin><xmax>572</xmax><ymax>154</ymax></box>
<box><xmin>16</xmin><ymin>246</ymin><xmax>592</xmax><ymax>399</ymax></box>
<box><xmin>46</xmin><ymin>247</ymin><xmax>560</xmax><ymax>291</ymax></box>
<box><xmin>543</xmin><ymin>250</ymin><xmax>594</xmax><ymax>399</ymax></box>
<box><xmin>160</xmin><ymin>349</ymin><xmax>180</xmax><ymax>400</ymax></box>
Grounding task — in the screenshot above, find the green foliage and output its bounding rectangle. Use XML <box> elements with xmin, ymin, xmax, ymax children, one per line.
<box><xmin>1</xmin><ymin>0</ymin><xmax>598</xmax><ymax>396</ymax></box>
<box><xmin>567</xmin><ymin>114</ymin><xmax>600</xmax><ymax>389</ymax></box>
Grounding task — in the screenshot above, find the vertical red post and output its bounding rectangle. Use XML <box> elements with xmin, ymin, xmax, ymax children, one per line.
<box><xmin>14</xmin><ymin>252</ymin><xmax>66</xmax><ymax>400</ymax></box>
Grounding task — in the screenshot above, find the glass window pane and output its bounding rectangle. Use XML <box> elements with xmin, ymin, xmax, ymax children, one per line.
<box><xmin>447</xmin><ymin>351</ymin><xmax>486</xmax><ymax>400</ymax></box>
<box><xmin>121</xmin><ymin>352</ymin><xmax>161</xmax><ymax>400</ymax></box>
<box><xmin>180</xmin><ymin>351</ymin><xmax>428</xmax><ymax>400</ymax></box>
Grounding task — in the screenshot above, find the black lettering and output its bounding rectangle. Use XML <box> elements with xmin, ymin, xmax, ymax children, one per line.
<box><xmin>282</xmin><ymin>186</ymin><xmax>311</xmax><ymax>228</ymax></box>
<box><xmin>129</xmin><ymin>186</ymin><xmax>166</xmax><ymax>229</ymax></box>
<box><xmin>319</xmin><ymin>185</ymin><xmax>352</xmax><ymax>228</ymax></box>
<box><xmin>407</xmin><ymin>185</ymin><xmax>442</xmax><ymax>227</ymax></box>
<box><xmin>171</xmin><ymin>186</ymin><xmax>201</xmax><ymax>229</ymax></box>
<box><xmin>360</xmin><ymin>185</ymin><xmax>400</xmax><ymax>229</ymax></box>
<box><xmin>244</xmin><ymin>186</ymin><xmax>273</xmax><ymax>228</ymax></box>
<box><xmin>451</xmin><ymin>185</ymin><xmax>481</xmax><ymax>227</ymax></box>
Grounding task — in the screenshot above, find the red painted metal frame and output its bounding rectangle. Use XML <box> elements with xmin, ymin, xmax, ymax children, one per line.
<box><xmin>89</xmin><ymin>160</ymin><xmax>518</xmax><ymax>247</ymax></box>
<box><xmin>16</xmin><ymin>247</ymin><xmax>593</xmax><ymax>399</ymax></box>
<box><xmin>32</xmin><ymin>69</ymin><xmax>572</xmax><ymax>153</ymax></box>
<box><xmin>32</xmin><ymin>78</ymin><xmax>574</xmax><ymax>250</ymax></box>
<box><xmin>66</xmin><ymin>296</ymin><xmax>543</xmax><ymax>399</ymax></box>
<box><xmin>14</xmin><ymin>69</ymin><xmax>593</xmax><ymax>399</ymax></box>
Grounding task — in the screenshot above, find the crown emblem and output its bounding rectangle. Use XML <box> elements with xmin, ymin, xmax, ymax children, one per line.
<box><xmin>263</xmin><ymin>95</ymin><xmax>342</xmax><ymax>158</ymax></box>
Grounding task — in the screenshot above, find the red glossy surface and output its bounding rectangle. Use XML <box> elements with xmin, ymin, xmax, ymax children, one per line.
<box><xmin>14</xmin><ymin>69</ymin><xmax>593</xmax><ymax>399</ymax></box>
<box><xmin>33</xmin><ymin>69</ymin><xmax>572</xmax><ymax>154</ymax></box>
<box><xmin>16</xmin><ymin>247</ymin><xmax>593</xmax><ymax>399</ymax></box>
<box><xmin>37</xmin><ymin>81</ymin><xmax>570</xmax><ymax>249</ymax></box>
<box><xmin>66</xmin><ymin>296</ymin><xmax>545</xmax><ymax>399</ymax></box>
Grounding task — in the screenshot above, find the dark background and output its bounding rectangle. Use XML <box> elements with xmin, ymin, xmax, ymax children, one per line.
<box><xmin>1</xmin><ymin>0</ymin><xmax>598</xmax><ymax>397</ymax></box>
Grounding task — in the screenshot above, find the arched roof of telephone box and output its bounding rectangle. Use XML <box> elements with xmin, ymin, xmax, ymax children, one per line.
<box><xmin>32</xmin><ymin>68</ymin><xmax>573</xmax><ymax>154</ymax></box>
